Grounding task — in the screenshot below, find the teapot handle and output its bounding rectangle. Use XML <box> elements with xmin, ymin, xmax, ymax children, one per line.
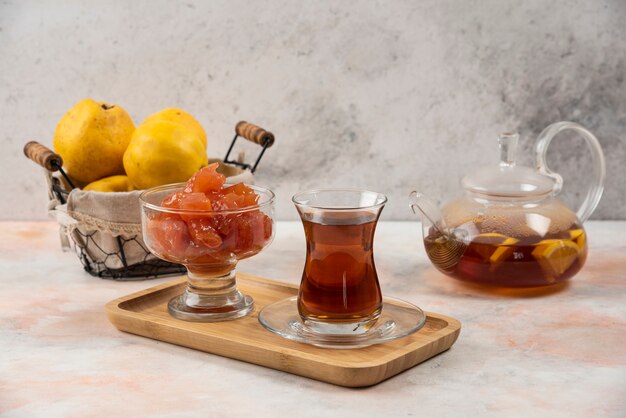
<box><xmin>535</xmin><ymin>121</ymin><xmax>606</xmax><ymax>223</ymax></box>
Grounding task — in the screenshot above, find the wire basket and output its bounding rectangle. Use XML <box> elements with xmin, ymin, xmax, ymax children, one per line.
<box><xmin>26</xmin><ymin>121</ymin><xmax>275</xmax><ymax>280</ymax></box>
<box><xmin>70</xmin><ymin>225</ymin><xmax>186</xmax><ymax>279</ymax></box>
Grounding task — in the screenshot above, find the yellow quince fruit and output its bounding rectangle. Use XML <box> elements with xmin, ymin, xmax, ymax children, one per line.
<box><xmin>83</xmin><ymin>175</ymin><xmax>135</xmax><ymax>192</ymax></box>
<box><xmin>123</xmin><ymin>120</ymin><xmax>208</xmax><ymax>190</ymax></box>
<box><xmin>142</xmin><ymin>108</ymin><xmax>207</xmax><ymax>149</ymax></box>
<box><xmin>53</xmin><ymin>99</ymin><xmax>135</xmax><ymax>184</ymax></box>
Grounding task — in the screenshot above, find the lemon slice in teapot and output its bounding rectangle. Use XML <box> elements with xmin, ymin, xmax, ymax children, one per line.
<box><xmin>532</xmin><ymin>239</ymin><xmax>580</xmax><ymax>282</ymax></box>
<box><xmin>472</xmin><ymin>232</ymin><xmax>519</xmax><ymax>271</ymax></box>
<box><xmin>569</xmin><ymin>229</ymin><xmax>586</xmax><ymax>251</ymax></box>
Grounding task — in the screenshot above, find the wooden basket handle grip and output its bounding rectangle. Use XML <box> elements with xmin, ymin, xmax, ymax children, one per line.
<box><xmin>235</xmin><ymin>121</ymin><xmax>275</xmax><ymax>147</ymax></box>
<box><xmin>23</xmin><ymin>141</ymin><xmax>63</xmax><ymax>172</ymax></box>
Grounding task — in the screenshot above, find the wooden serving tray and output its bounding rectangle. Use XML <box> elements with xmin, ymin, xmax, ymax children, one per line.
<box><xmin>106</xmin><ymin>274</ymin><xmax>461</xmax><ymax>387</ymax></box>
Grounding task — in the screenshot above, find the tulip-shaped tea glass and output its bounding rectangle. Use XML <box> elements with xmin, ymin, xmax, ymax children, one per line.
<box><xmin>140</xmin><ymin>183</ymin><xmax>275</xmax><ymax>321</ymax></box>
<box><xmin>259</xmin><ymin>189</ymin><xmax>426</xmax><ymax>348</ymax></box>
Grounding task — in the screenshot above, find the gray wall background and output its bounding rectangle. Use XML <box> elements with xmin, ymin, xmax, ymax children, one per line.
<box><xmin>2</xmin><ymin>0</ymin><xmax>625</xmax><ymax>221</ymax></box>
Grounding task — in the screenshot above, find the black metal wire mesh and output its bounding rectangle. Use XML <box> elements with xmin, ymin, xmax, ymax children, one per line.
<box><xmin>69</xmin><ymin>228</ymin><xmax>185</xmax><ymax>280</ymax></box>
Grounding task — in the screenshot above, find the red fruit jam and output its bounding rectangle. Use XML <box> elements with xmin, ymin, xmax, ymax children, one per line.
<box><xmin>145</xmin><ymin>163</ymin><xmax>272</xmax><ymax>266</ymax></box>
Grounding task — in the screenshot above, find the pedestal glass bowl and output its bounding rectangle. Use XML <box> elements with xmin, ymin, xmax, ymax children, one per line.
<box><xmin>140</xmin><ymin>183</ymin><xmax>275</xmax><ymax>321</ymax></box>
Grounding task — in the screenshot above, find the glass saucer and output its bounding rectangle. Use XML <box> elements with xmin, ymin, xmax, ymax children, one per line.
<box><xmin>258</xmin><ymin>297</ymin><xmax>427</xmax><ymax>349</ymax></box>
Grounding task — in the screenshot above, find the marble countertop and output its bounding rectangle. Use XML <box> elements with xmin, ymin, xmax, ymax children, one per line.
<box><xmin>1</xmin><ymin>221</ymin><xmax>625</xmax><ymax>417</ymax></box>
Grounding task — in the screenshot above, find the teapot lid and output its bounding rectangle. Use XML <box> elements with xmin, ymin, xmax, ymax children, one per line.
<box><xmin>462</xmin><ymin>132</ymin><xmax>555</xmax><ymax>197</ymax></box>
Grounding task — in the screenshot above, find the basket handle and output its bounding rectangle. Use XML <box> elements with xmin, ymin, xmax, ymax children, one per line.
<box><xmin>23</xmin><ymin>141</ymin><xmax>63</xmax><ymax>172</ymax></box>
<box><xmin>235</xmin><ymin>121</ymin><xmax>275</xmax><ymax>147</ymax></box>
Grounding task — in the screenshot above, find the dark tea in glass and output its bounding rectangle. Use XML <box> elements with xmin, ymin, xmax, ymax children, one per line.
<box><xmin>299</xmin><ymin>214</ymin><xmax>382</xmax><ymax>320</ymax></box>
<box><xmin>293</xmin><ymin>189</ymin><xmax>387</xmax><ymax>335</ymax></box>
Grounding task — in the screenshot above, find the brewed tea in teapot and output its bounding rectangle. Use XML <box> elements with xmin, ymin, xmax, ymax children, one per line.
<box><xmin>411</xmin><ymin>122</ymin><xmax>605</xmax><ymax>287</ymax></box>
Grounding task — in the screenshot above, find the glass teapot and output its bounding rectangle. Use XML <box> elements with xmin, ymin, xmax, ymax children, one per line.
<box><xmin>410</xmin><ymin>121</ymin><xmax>605</xmax><ymax>287</ymax></box>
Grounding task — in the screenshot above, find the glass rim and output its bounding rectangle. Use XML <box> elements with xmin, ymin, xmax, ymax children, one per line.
<box><xmin>292</xmin><ymin>188</ymin><xmax>388</xmax><ymax>210</ymax></box>
<box><xmin>139</xmin><ymin>182</ymin><xmax>275</xmax><ymax>215</ymax></box>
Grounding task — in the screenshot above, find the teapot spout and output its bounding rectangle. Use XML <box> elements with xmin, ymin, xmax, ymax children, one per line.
<box><xmin>409</xmin><ymin>191</ymin><xmax>448</xmax><ymax>235</ymax></box>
